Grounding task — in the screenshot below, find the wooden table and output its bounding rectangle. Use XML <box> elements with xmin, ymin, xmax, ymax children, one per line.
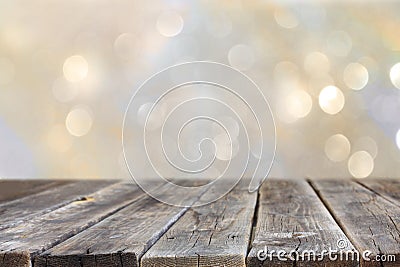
<box><xmin>0</xmin><ymin>179</ymin><xmax>398</xmax><ymax>267</ymax></box>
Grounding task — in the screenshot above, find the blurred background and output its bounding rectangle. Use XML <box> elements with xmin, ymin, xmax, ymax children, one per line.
<box><xmin>1</xmin><ymin>0</ymin><xmax>400</xmax><ymax>180</ymax></box>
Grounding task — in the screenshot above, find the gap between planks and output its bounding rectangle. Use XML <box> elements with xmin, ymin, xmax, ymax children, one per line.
<box><xmin>34</xmin><ymin>180</ymin><xmax>211</xmax><ymax>267</ymax></box>
<box><xmin>0</xmin><ymin>181</ymin><xmax>148</xmax><ymax>267</ymax></box>
<box><xmin>310</xmin><ymin>180</ymin><xmax>400</xmax><ymax>267</ymax></box>
<box><xmin>248</xmin><ymin>180</ymin><xmax>358</xmax><ymax>267</ymax></box>
<box><xmin>141</xmin><ymin>182</ymin><xmax>258</xmax><ymax>267</ymax></box>
<box><xmin>1</xmin><ymin>179</ymin><xmax>399</xmax><ymax>267</ymax></box>
<box><xmin>355</xmin><ymin>178</ymin><xmax>400</xmax><ymax>208</ymax></box>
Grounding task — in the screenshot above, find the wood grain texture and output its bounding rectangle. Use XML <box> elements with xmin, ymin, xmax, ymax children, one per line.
<box><xmin>247</xmin><ymin>180</ymin><xmax>357</xmax><ymax>267</ymax></box>
<box><xmin>0</xmin><ymin>251</ymin><xmax>30</xmax><ymax>267</ymax></box>
<box><xmin>0</xmin><ymin>180</ymin><xmax>117</xmax><ymax>231</ymax></box>
<box><xmin>358</xmin><ymin>179</ymin><xmax>400</xmax><ymax>206</ymax></box>
<box><xmin>35</xmin><ymin>181</ymin><xmax>207</xmax><ymax>267</ymax></box>
<box><xmin>0</xmin><ymin>179</ymin><xmax>398</xmax><ymax>267</ymax></box>
<box><xmin>0</xmin><ymin>182</ymin><xmax>144</xmax><ymax>267</ymax></box>
<box><xmin>141</xmin><ymin>184</ymin><xmax>258</xmax><ymax>267</ymax></box>
<box><xmin>0</xmin><ymin>180</ymin><xmax>71</xmax><ymax>204</ymax></box>
<box><xmin>311</xmin><ymin>180</ymin><xmax>400</xmax><ymax>267</ymax></box>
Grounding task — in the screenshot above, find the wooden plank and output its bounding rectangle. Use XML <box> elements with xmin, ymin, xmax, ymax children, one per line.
<box><xmin>358</xmin><ymin>179</ymin><xmax>400</xmax><ymax>207</ymax></box>
<box><xmin>0</xmin><ymin>181</ymin><xmax>145</xmax><ymax>267</ymax></box>
<box><xmin>0</xmin><ymin>179</ymin><xmax>71</xmax><ymax>204</ymax></box>
<box><xmin>311</xmin><ymin>180</ymin><xmax>400</xmax><ymax>267</ymax></box>
<box><xmin>247</xmin><ymin>180</ymin><xmax>357</xmax><ymax>267</ymax></box>
<box><xmin>141</xmin><ymin>183</ymin><xmax>258</xmax><ymax>267</ymax></box>
<box><xmin>35</xmin><ymin>181</ymin><xmax>207</xmax><ymax>267</ymax></box>
<box><xmin>0</xmin><ymin>251</ymin><xmax>30</xmax><ymax>267</ymax></box>
<box><xmin>0</xmin><ymin>180</ymin><xmax>116</xmax><ymax>230</ymax></box>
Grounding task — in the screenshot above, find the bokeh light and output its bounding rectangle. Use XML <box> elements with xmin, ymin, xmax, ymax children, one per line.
<box><xmin>304</xmin><ymin>52</ymin><xmax>330</xmax><ymax>74</ymax></box>
<box><xmin>396</xmin><ymin>129</ymin><xmax>400</xmax><ymax>150</ymax></box>
<box><xmin>286</xmin><ymin>90</ymin><xmax>313</xmax><ymax>119</ymax></box>
<box><xmin>348</xmin><ymin>151</ymin><xmax>374</xmax><ymax>178</ymax></box>
<box><xmin>343</xmin><ymin>62</ymin><xmax>369</xmax><ymax>90</ymax></box>
<box><xmin>214</xmin><ymin>134</ymin><xmax>238</xmax><ymax>161</ymax></box>
<box><xmin>390</xmin><ymin>62</ymin><xmax>400</xmax><ymax>89</ymax></box>
<box><xmin>114</xmin><ymin>33</ymin><xmax>137</xmax><ymax>60</ymax></box>
<box><xmin>156</xmin><ymin>11</ymin><xmax>184</xmax><ymax>37</ymax></box>
<box><xmin>213</xmin><ymin>116</ymin><xmax>240</xmax><ymax>138</ymax></box>
<box><xmin>63</xmin><ymin>55</ymin><xmax>88</xmax><ymax>82</ymax></box>
<box><xmin>228</xmin><ymin>44</ymin><xmax>255</xmax><ymax>71</ymax></box>
<box><xmin>137</xmin><ymin>103</ymin><xmax>165</xmax><ymax>131</ymax></box>
<box><xmin>66</xmin><ymin>107</ymin><xmax>93</xmax><ymax>137</ymax></box>
<box><xmin>274</xmin><ymin>8</ymin><xmax>299</xmax><ymax>29</ymax></box>
<box><xmin>325</xmin><ymin>134</ymin><xmax>351</xmax><ymax>162</ymax></box>
<box><xmin>353</xmin><ymin>136</ymin><xmax>378</xmax><ymax>159</ymax></box>
<box><xmin>318</xmin><ymin>85</ymin><xmax>345</xmax><ymax>115</ymax></box>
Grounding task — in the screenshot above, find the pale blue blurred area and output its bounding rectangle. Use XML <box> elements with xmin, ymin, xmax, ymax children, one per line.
<box><xmin>0</xmin><ymin>118</ymin><xmax>36</xmax><ymax>178</ymax></box>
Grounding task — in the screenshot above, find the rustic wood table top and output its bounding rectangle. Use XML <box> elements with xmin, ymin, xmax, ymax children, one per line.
<box><xmin>0</xmin><ymin>178</ymin><xmax>399</xmax><ymax>267</ymax></box>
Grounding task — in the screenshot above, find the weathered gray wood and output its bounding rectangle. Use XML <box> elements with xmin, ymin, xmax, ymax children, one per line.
<box><xmin>0</xmin><ymin>180</ymin><xmax>116</xmax><ymax>230</ymax></box>
<box><xmin>311</xmin><ymin>180</ymin><xmax>400</xmax><ymax>267</ymax></box>
<box><xmin>358</xmin><ymin>179</ymin><xmax>400</xmax><ymax>207</ymax></box>
<box><xmin>0</xmin><ymin>179</ymin><xmax>398</xmax><ymax>267</ymax></box>
<box><xmin>35</xmin><ymin>181</ymin><xmax>208</xmax><ymax>267</ymax></box>
<box><xmin>0</xmin><ymin>251</ymin><xmax>30</xmax><ymax>267</ymax></box>
<box><xmin>141</xmin><ymin>183</ymin><xmax>258</xmax><ymax>267</ymax></box>
<box><xmin>0</xmin><ymin>179</ymin><xmax>70</xmax><ymax>204</ymax></box>
<box><xmin>0</xmin><ymin>182</ymin><xmax>145</xmax><ymax>267</ymax></box>
<box><xmin>248</xmin><ymin>180</ymin><xmax>357</xmax><ymax>267</ymax></box>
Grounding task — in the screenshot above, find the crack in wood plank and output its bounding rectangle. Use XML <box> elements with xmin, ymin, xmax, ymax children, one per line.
<box><xmin>310</xmin><ymin>180</ymin><xmax>400</xmax><ymax>267</ymax></box>
<box><xmin>142</xmin><ymin>182</ymin><xmax>258</xmax><ymax>267</ymax></box>
<box><xmin>35</xmin><ymin>180</ymin><xmax>209</xmax><ymax>267</ymax></box>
